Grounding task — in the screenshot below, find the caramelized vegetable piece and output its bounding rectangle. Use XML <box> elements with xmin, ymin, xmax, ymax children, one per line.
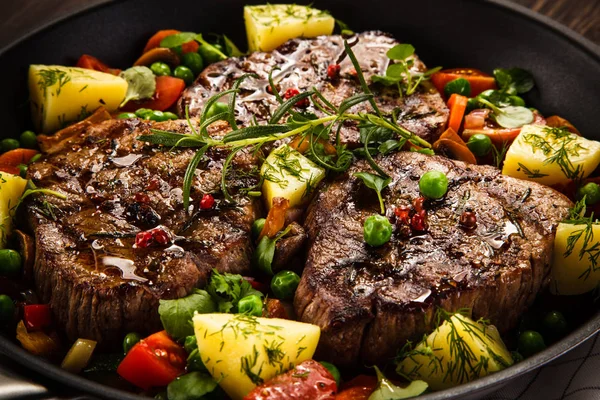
<box><xmin>335</xmin><ymin>375</ymin><xmax>378</xmax><ymax>400</ymax></box>
<box><xmin>243</xmin><ymin>360</ymin><xmax>337</xmax><ymax>400</ymax></box>
<box><xmin>15</xmin><ymin>320</ymin><xmax>58</xmax><ymax>357</ymax></box>
<box><xmin>259</xmin><ymin>197</ymin><xmax>289</xmax><ymax>240</ymax></box>
<box><xmin>76</xmin><ymin>54</ymin><xmax>121</xmax><ymax>75</ymax></box>
<box><xmin>61</xmin><ymin>338</ymin><xmax>97</xmax><ymax>373</ymax></box>
<box><xmin>433</xmin><ymin>128</ymin><xmax>477</xmax><ymax>164</ymax></box>
<box><xmin>289</xmin><ymin>135</ymin><xmax>336</xmax><ymax>155</ymax></box>
<box><xmin>134</xmin><ymin>47</ymin><xmax>180</xmax><ymax>67</ymax></box>
<box><xmin>546</xmin><ymin>115</ymin><xmax>580</xmax><ymax>135</ymax></box>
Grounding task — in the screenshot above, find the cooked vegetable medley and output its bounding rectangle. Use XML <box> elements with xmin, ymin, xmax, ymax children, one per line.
<box><xmin>0</xmin><ymin>3</ymin><xmax>598</xmax><ymax>400</ymax></box>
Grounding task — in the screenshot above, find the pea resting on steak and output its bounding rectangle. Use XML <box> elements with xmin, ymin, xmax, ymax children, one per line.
<box><xmin>23</xmin><ymin>117</ymin><xmax>261</xmax><ymax>347</ymax></box>
<box><xmin>297</xmin><ymin>151</ymin><xmax>571</xmax><ymax>366</ymax></box>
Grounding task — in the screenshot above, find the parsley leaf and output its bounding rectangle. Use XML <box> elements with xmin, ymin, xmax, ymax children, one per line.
<box><xmin>158</xmin><ymin>289</ymin><xmax>216</xmax><ymax>341</ymax></box>
<box><xmin>119</xmin><ymin>66</ymin><xmax>156</xmax><ymax>107</ymax></box>
<box><xmin>354</xmin><ymin>172</ymin><xmax>392</xmax><ymax>214</ymax></box>
<box><xmin>206</xmin><ymin>270</ymin><xmax>263</xmax><ymax>313</ymax></box>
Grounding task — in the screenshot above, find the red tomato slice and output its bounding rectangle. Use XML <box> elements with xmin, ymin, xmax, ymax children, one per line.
<box><xmin>23</xmin><ymin>305</ymin><xmax>52</xmax><ymax>331</ymax></box>
<box><xmin>117</xmin><ymin>331</ymin><xmax>186</xmax><ymax>390</ymax></box>
<box><xmin>0</xmin><ymin>149</ymin><xmax>39</xmax><ymax>167</ymax></box>
<box><xmin>143</xmin><ymin>29</ymin><xmax>199</xmax><ymax>54</ymax></box>
<box><xmin>431</xmin><ymin>68</ymin><xmax>497</xmax><ymax>97</ymax></box>
<box><xmin>0</xmin><ymin>165</ymin><xmax>21</xmax><ymax>175</ymax></box>
<box><xmin>336</xmin><ymin>375</ymin><xmax>378</xmax><ymax>400</ymax></box>
<box><xmin>120</xmin><ymin>76</ymin><xmax>186</xmax><ymax>112</ymax></box>
<box><xmin>75</xmin><ymin>55</ymin><xmax>121</xmax><ymax>75</ymax></box>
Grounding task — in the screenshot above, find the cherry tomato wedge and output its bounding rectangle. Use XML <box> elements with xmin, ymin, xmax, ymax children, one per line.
<box><xmin>117</xmin><ymin>330</ymin><xmax>186</xmax><ymax>390</ymax></box>
<box><xmin>120</xmin><ymin>76</ymin><xmax>186</xmax><ymax>112</ymax></box>
<box><xmin>143</xmin><ymin>29</ymin><xmax>199</xmax><ymax>54</ymax></box>
<box><xmin>335</xmin><ymin>375</ymin><xmax>378</xmax><ymax>400</ymax></box>
<box><xmin>23</xmin><ymin>304</ymin><xmax>52</xmax><ymax>331</ymax></box>
<box><xmin>0</xmin><ymin>149</ymin><xmax>39</xmax><ymax>167</ymax></box>
<box><xmin>75</xmin><ymin>55</ymin><xmax>121</xmax><ymax>75</ymax></box>
<box><xmin>431</xmin><ymin>68</ymin><xmax>497</xmax><ymax>97</ymax></box>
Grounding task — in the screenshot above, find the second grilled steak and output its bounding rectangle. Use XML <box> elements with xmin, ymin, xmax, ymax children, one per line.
<box><xmin>295</xmin><ymin>151</ymin><xmax>572</xmax><ymax>366</ymax></box>
<box><xmin>179</xmin><ymin>32</ymin><xmax>449</xmax><ymax>146</ymax></box>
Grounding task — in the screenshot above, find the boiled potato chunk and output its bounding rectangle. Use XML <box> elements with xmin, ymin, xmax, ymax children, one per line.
<box><xmin>244</xmin><ymin>4</ymin><xmax>335</xmax><ymax>52</ymax></box>
<box><xmin>0</xmin><ymin>173</ymin><xmax>28</xmax><ymax>248</ymax></box>
<box><xmin>551</xmin><ymin>222</ymin><xmax>600</xmax><ymax>295</ymax></box>
<box><xmin>193</xmin><ymin>313</ymin><xmax>320</xmax><ymax>400</ymax></box>
<box><xmin>261</xmin><ymin>144</ymin><xmax>326</xmax><ymax>209</ymax></box>
<box><xmin>396</xmin><ymin>313</ymin><xmax>512</xmax><ymax>391</ymax></box>
<box><xmin>29</xmin><ymin>65</ymin><xmax>127</xmax><ymax>133</ymax></box>
<box><xmin>503</xmin><ymin>124</ymin><xmax>600</xmax><ymax>186</ymax></box>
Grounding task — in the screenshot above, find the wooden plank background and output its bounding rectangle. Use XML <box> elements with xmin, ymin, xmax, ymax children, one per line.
<box><xmin>0</xmin><ymin>0</ymin><xmax>598</xmax><ymax>49</ymax></box>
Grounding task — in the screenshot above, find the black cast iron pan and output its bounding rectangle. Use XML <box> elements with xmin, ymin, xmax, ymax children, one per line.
<box><xmin>0</xmin><ymin>0</ymin><xmax>598</xmax><ymax>399</ymax></box>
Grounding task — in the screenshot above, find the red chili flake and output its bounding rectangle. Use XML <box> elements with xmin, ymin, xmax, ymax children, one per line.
<box><xmin>146</xmin><ymin>178</ymin><xmax>160</xmax><ymax>191</ymax></box>
<box><xmin>134</xmin><ymin>193</ymin><xmax>150</xmax><ymax>203</ymax></box>
<box><xmin>199</xmin><ymin>194</ymin><xmax>215</xmax><ymax>210</ymax></box>
<box><xmin>459</xmin><ymin>211</ymin><xmax>477</xmax><ymax>229</ymax></box>
<box><xmin>413</xmin><ymin>197</ymin><xmax>426</xmax><ymax>213</ymax></box>
<box><xmin>394</xmin><ymin>205</ymin><xmax>411</xmax><ymax>225</ymax></box>
<box><xmin>411</xmin><ymin>209</ymin><xmax>428</xmax><ymax>232</ymax></box>
<box><xmin>327</xmin><ymin>64</ymin><xmax>341</xmax><ymax>79</ymax></box>
<box><xmin>135</xmin><ymin>231</ymin><xmax>154</xmax><ymax>248</ymax></box>
<box><xmin>283</xmin><ymin>88</ymin><xmax>309</xmax><ymax>107</ymax></box>
<box><xmin>348</xmin><ymin>68</ymin><xmax>358</xmax><ymax>77</ymax></box>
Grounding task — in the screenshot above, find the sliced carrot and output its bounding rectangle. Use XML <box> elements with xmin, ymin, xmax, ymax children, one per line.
<box><xmin>259</xmin><ymin>197</ymin><xmax>290</xmax><ymax>240</ymax></box>
<box><xmin>143</xmin><ymin>29</ymin><xmax>199</xmax><ymax>54</ymax></box>
<box><xmin>431</xmin><ymin>68</ymin><xmax>497</xmax><ymax>97</ymax></box>
<box><xmin>546</xmin><ymin>115</ymin><xmax>580</xmax><ymax>135</ymax></box>
<box><xmin>0</xmin><ymin>149</ymin><xmax>39</xmax><ymax>167</ymax></box>
<box><xmin>447</xmin><ymin>94</ymin><xmax>468</xmax><ymax>133</ymax></box>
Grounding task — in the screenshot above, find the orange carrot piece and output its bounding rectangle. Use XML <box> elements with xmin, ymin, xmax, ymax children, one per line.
<box><xmin>447</xmin><ymin>94</ymin><xmax>468</xmax><ymax>133</ymax></box>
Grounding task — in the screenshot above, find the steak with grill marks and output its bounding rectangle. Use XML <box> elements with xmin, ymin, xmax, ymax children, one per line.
<box><xmin>24</xmin><ymin>118</ymin><xmax>260</xmax><ymax>347</ymax></box>
<box><xmin>295</xmin><ymin>151</ymin><xmax>572</xmax><ymax>367</ymax></box>
<box><xmin>179</xmin><ymin>32</ymin><xmax>449</xmax><ymax>146</ymax></box>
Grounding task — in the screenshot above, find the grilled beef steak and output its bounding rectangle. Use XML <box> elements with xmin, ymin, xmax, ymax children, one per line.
<box><xmin>295</xmin><ymin>151</ymin><xmax>572</xmax><ymax>366</ymax></box>
<box><xmin>25</xmin><ymin>118</ymin><xmax>260</xmax><ymax>347</ymax></box>
<box><xmin>179</xmin><ymin>32</ymin><xmax>448</xmax><ymax>146</ymax></box>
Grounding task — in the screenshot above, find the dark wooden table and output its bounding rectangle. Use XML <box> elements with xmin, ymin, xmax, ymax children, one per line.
<box><xmin>0</xmin><ymin>0</ymin><xmax>599</xmax><ymax>48</ymax></box>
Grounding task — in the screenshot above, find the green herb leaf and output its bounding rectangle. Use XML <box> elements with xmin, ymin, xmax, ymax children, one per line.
<box><xmin>378</xmin><ymin>139</ymin><xmax>401</xmax><ymax>155</ymax></box>
<box><xmin>269</xmin><ymin>90</ymin><xmax>314</xmax><ymax>124</ymax></box>
<box><xmin>159</xmin><ymin>32</ymin><xmax>197</xmax><ymax>48</ymax></box>
<box><xmin>222</xmin><ymin>124</ymin><xmax>291</xmax><ymax>143</ymax></box>
<box><xmin>368</xmin><ymin>366</ymin><xmax>428</xmax><ymax>400</ymax></box>
<box><xmin>444</xmin><ymin>78</ymin><xmax>471</xmax><ymax>97</ymax></box>
<box><xmin>338</xmin><ymin>93</ymin><xmax>373</xmax><ymax>114</ymax></box>
<box><xmin>182</xmin><ymin>145</ymin><xmax>209</xmax><ymax>211</ymax></box>
<box><xmin>119</xmin><ymin>66</ymin><xmax>156</xmax><ymax>107</ymax></box>
<box><xmin>493</xmin><ymin>106</ymin><xmax>534</xmax><ymax>129</ymax></box>
<box><xmin>335</xmin><ymin>19</ymin><xmax>354</xmax><ymax>35</ymax></box>
<box><xmin>206</xmin><ymin>270</ymin><xmax>263</xmax><ymax>313</ymax></box>
<box><xmin>387</xmin><ymin>44</ymin><xmax>415</xmax><ymax>61</ymax></box>
<box><xmin>354</xmin><ymin>172</ymin><xmax>392</xmax><ymax>214</ymax></box>
<box><xmin>253</xmin><ymin>225</ymin><xmax>293</xmax><ymax>275</ymax></box>
<box><xmin>493</xmin><ymin>68</ymin><xmax>535</xmax><ymax>95</ymax></box>
<box><xmin>140</xmin><ymin>130</ymin><xmax>205</xmax><ymax>147</ymax></box>
<box><xmin>158</xmin><ymin>289</ymin><xmax>216</xmax><ymax>341</ymax></box>
<box><xmin>167</xmin><ymin>372</ymin><xmax>218</xmax><ymax>400</ymax></box>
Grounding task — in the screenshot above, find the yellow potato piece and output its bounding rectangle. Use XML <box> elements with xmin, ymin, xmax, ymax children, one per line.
<box><xmin>0</xmin><ymin>173</ymin><xmax>28</xmax><ymax>248</ymax></box>
<box><xmin>261</xmin><ymin>144</ymin><xmax>326</xmax><ymax>210</ymax></box>
<box><xmin>396</xmin><ymin>313</ymin><xmax>512</xmax><ymax>391</ymax></box>
<box><xmin>503</xmin><ymin>124</ymin><xmax>600</xmax><ymax>186</ymax></box>
<box><xmin>244</xmin><ymin>4</ymin><xmax>335</xmax><ymax>52</ymax></box>
<box><xmin>551</xmin><ymin>222</ymin><xmax>600</xmax><ymax>295</ymax></box>
<box><xmin>193</xmin><ymin>313</ymin><xmax>320</xmax><ymax>400</ymax></box>
<box><xmin>29</xmin><ymin>65</ymin><xmax>127</xmax><ymax>133</ymax></box>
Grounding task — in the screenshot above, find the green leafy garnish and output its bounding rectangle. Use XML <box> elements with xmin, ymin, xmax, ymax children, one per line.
<box><xmin>354</xmin><ymin>172</ymin><xmax>392</xmax><ymax>214</ymax></box>
<box><xmin>444</xmin><ymin>78</ymin><xmax>471</xmax><ymax>97</ymax></box>
<box><xmin>159</xmin><ymin>32</ymin><xmax>228</xmax><ymax>61</ymax></box>
<box><xmin>477</xmin><ymin>98</ymin><xmax>534</xmax><ymax>129</ymax></box>
<box><xmin>369</xmin><ymin>366</ymin><xmax>428</xmax><ymax>400</ymax></box>
<box><xmin>167</xmin><ymin>372</ymin><xmax>218</xmax><ymax>400</ymax></box>
<box><xmin>158</xmin><ymin>289</ymin><xmax>216</xmax><ymax>341</ymax></box>
<box><xmin>493</xmin><ymin>67</ymin><xmax>535</xmax><ymax>95</ymax></box>
<box><xmin>253</xmin><ymin>225</ymin><xmax>293</xmax><ymax>275</ymax></box>
<box><xmin>206</xmin><ymin>269</ymin><xmax>263</xmax><ymax>313</ymax></box>
<box><xmin>119</xmin><ymin>66</ymin><xmax>156</xmax><ymax>107</ymax></box>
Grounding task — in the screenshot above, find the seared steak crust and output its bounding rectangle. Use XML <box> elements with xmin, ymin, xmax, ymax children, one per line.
<box><xmin>295</xmin><ymin>151</ymin><xmax>571</xmax><ymax>366</ymax></box>
<box><xmin>25</xmin><ymin>118</ymin><xmax>260</xmax><ymax>347</ymax></box>
<box><xmin>179</xmin><ymin>32</ymin><xmax>448</xmax><ymax>146</ymax></box>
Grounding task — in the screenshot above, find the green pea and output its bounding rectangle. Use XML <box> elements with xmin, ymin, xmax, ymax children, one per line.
<box><xmin>117</xmin><ymin>112</ymin><xmax>137</xmax><ymax>120</ymax></box>
<box><xmin>135</xmin><ymin>108</ymin><xmax>154</xmax><ymax>119</ymax></box>
<box><xmin>363</xmin><ymin>215</ymin><xmax>392</xmax><ymax>247</ymax></box>
<box><xmin>518</xmin><ymin>330</ymin><xmax>546</xmax><ymax>358</ymax></box>
<box><xmin>150</xmin><ymin>62</ymin><xmax>172</xmax><ymax>77</ymax></box>
<box><xmin>319</xmin><ymin>361</ymin><xmax>341</xmax><ymax>386</ymax></box>
<box><xmin>541</xmin><ymin>311</ymin><xmax>568</xmax><ymax>343</ymax></box>
<box><xmin>577</xmin><ymin>182</ymin><xmax>600</xmax><ymax>205</ymax></box>
<box><xmin>1</xmin><ymin>138</ymin><xmax>20</xmax><ymax>153</ymax></box>
<box><xmin>122</xmin><ymin>332</ymin><xmax>141</xmax><ymax>353</ymax></box>
<box><xmin>251</xmin><ymin>218</ymin><xmax>266</xmax><ymax>240</ymax></box>
<box><xmin>419</xmin><ymin>171</ymin><xmax>449</xmax><ymax>199</ymax></box>
<box><xmin>174</xmin><ymin>66</ymin><xmax>194</xmax><ymax>85</ymax></box>
<box><xmin>19</xmin><ymin>130</ymin><xmax>37</xmax><ymax>149</ymax></box>
<box><xmin>237</xmin><ymin>294</ymin><xmax>263</xmax><ymax>317</ymax></box>
<box><xmin>467</xmin><ymin>134</ymin><xmax>493</xmax><ymax>157</ymax></box>
<box><xmin>198</xmin><ymin>43</ymin><xmax>225</xmax><ymax>64</ymax></box>
<box><xmin>182</xmin><ymin>52</ymin><xmax>204</xmax><ymax>75</ymax></box>
<box><xmin>151</xmin><ymin>110</ymin><xmax>167</xmax><ymax>122</ymax></box>
<box><xmin>18</xmin><ymin>164</ymin><xmax>27</xmax><ymax>178</ymax></box>
<box><xmin>466</xmin><ymin>97</ymin><xmax>480</xmax><ymax>112</ymax></box>
<box><xmin>0</xmin><ymin>249</ymin><xmax>22</xmax><ymax>276</ymax></box>
<box><xmin>0</xmin><ymin>295</ymin><xmax>14</xmax><ymax>322</ymax></box>
<box><xmin>163</xmin><ymin>112</ymin><xmax>178</xmax><ymax>121</ymax></box>
<box><xmin>270</xmin><ymin>270</ymin><xmax>300</xmax><ymax>300</ymax></box>
<box><xmin>204</xmin><ymin>102</ymin><xmax>229</xmax><ymax>120</ymax></box>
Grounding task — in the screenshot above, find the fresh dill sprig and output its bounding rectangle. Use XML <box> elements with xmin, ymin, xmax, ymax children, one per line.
<box><xmin>562</xmin><ymin>198</ymin><xmax>600</xmax><ymax>280</ymax></box>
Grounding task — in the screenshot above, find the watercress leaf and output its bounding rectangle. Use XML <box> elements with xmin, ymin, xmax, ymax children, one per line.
<box><xmin>493</xmin><ymin>68</ymin><xmax>535</xmax><ymax>94</ymax></box>
<box><xmin>167</xmin><ymin>372</ymin><xmax>218</xmax><ymax>400</ymax></box>
<box><xmin>386</xmin><ymin>63</ymin><xmax>405</xmax><ymax>78</ymax></box>
<box><xmin>368</xmin><ymin>366</ymin><xmax>428</xmax><ymax>400</ymax></box>
<box><xmin>372</xmin><ymin>75</ymin><xmax>400</xmax><ymax>86</ymax></box>
<box><xmin>252</xmin><ymin>225</ymin><xmax>293</xmax><ymax>275</ymax></box>
<box><xmin>354</xmin><ymin>172</ymin><xmax>392</xmax><ymax>214</ymax></box>
<box><xmin>158</xmin><ymin>289</ymin><xmax>216</xmax><ymax>341</ymax></box>
<box><xmin>338</xmin><ymin>93</ymin><xmax>374</xmax><ymax>114</ymax></box>
<box><xmin>493</xmin><ymin>106</ymin><xmax>534</xmax><ymax>129</ymax></box>
<box><xmin>119</xmin><ymin>66</ymin><xmax>156</xmax><ymax>107</ymax></box>
<box><xmin>159</xmin><ymin>32</ymin><xmax>197</xmax><ymax>48</ymax></box>
<box><xmin>386</xmin><ymin>44</ymin><xmax>415</xmax><ymax>61</ymax></box>
<box><xmin>206</xmin><ymin>270</ymin><xmax>262</xmax><ymax>313</ymax></box>
<box><xmin>444</xmin><ymin>78</ymin><xmax>471</xmax><ymax>97</ymax></box>
<box><xmin>378</xmin><ymin>139</ymin><xmax>400</xmax><ymax>155</ymax></box>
